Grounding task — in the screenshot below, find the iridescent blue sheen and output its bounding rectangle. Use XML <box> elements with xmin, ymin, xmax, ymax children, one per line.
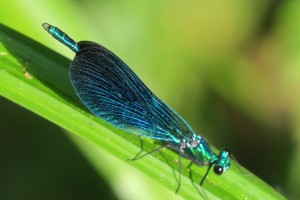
<box><xmin>42</xmin><ymin>23</ymin><xmax>79</xmax><ymax>53</ymax></box>
<box><xmin>42</xmin><ymin>23</ymin><xmax>231</xmax><ymax>189</ymax></box>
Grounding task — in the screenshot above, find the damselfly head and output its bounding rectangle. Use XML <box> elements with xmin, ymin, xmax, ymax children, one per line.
<box><xmin>213</xmin><ymin>148</ymin><xmax>231</xmax><ymax>175</ymax></box>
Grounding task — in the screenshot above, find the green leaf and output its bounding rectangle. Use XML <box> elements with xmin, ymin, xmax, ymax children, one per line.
<box><xmin>0</xmin><ymin>23</ymin><xmax>287</xmax><ymax>200</ymax></box>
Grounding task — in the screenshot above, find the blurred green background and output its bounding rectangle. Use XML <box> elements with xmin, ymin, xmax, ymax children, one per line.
<box><xmin>1</xmin><ymin>0</ymin><xmax>300</xmax><ymax>199</ymax></box>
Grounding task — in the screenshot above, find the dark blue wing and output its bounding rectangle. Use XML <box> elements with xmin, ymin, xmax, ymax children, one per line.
<box><xmin>70</xmin><ymin>41</ymin><xmax>195</xmax><ymax>143</ymax></box>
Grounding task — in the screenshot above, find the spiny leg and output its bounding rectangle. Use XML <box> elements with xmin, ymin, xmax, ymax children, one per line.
<box><xmin>199</xmin><ymin>163</ymin><xmax>214</xmax><ymax>200</ymax></box>
<box><xmin>128</xmin><ymin>143</ymin><xmax>169</xmax><ymax>161</ymax></box>
<box><xmin>175</xmin><ymin>151</ymin><xmax>182</xmax><ymax>193</ymax></box>
<box><xmin>186</xmin><ymin>162</ymin><xmax>207</xmax><ymax>199</ymax></box>
<box><xmin>127</xmin><ymin>136</ymin><xmax>145</xmax><ymax>161</ymax></box>
<box><xmin>187</xmin><ymin>162</ymin><xmax>199</xmax><ymax>192</ymax></box>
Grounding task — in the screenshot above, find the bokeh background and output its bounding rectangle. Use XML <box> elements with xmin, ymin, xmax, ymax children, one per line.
<box><xmin>1</xmin><ymin>0</ymin><xmax>300</xmax><ymax>199</ymax></box>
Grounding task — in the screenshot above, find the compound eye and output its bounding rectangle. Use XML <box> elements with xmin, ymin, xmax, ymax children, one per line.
<box><xmin>223</xmin><ymin>149</ymin><xmax>231</xmax><ymax>155</ymax></box>
<box><xmin>213</xmin><ymin>166</ymin><xmax>223</xmax><ymax>175</ymax></box>
<box><xmin>222</xmin><ymin>148</ymin><xmax>231</xmax><ymax>156</ymax></box>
